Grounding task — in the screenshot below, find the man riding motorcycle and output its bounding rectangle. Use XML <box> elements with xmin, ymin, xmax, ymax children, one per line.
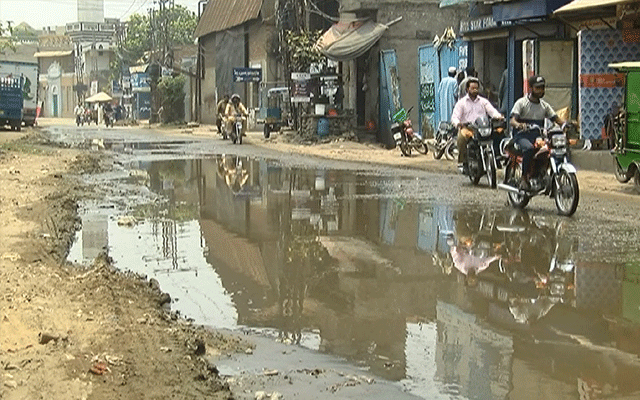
<box><xmin>451</xmin><ymin>77</ymin><xmax>504</xmax><ymax>174</ymax></box>
<box><xmin>74</xmin><ymin>103</ymin><xmax>85</xmax><ymax>126</ymax></box>
<box><xmin>216</xmin><ymin>94</ymin><xmax>229</xmax><ymax>134</ymax></box>
<box><xmin>225</xmin><ymin>94</ymin><xmax>248</xmax><ymax>136</ymax></box>
<box><xmin>509</xmin><ymin>75</ymin><xmax>565</xmax><ymax>191</ymax></box>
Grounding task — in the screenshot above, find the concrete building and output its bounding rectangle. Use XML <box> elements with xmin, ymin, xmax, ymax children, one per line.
<box><xmin>194</xmin><ymin>0</ymin><xmax>278</xmax><ymax>125</ymax></box>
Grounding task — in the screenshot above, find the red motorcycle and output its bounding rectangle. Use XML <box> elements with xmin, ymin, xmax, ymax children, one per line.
<box><xmin>391</xmin><ymin>106</ymin><xmax>428</xmax><ymax>156</ymax></box>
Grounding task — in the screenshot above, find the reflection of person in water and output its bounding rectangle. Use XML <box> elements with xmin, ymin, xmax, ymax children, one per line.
<box><xmin>448</xmin><ymin>234</ymin><xmax>500</xmax><ymax>287</ymax></box>
<box><xmin>216</xmin><ymin>155</ymin><xmax>249</xmax><ymax>194</ymax></box>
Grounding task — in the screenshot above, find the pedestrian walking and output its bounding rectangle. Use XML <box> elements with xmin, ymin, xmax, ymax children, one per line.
<box><xmin>438</xmin><ymin>67</ymin><xmax>458</xmax><ymax>123</ymax></box>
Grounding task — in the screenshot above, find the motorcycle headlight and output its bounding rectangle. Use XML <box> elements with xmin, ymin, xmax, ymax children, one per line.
<box><xmin>551</xmin><ymin>134</ymin><xmax>567</xmax><ymax>147</ymax></box>
<box><xmin>479</xmin><ymin>127</ymin><xmax>491</xmax><ymax>137</ymax></box>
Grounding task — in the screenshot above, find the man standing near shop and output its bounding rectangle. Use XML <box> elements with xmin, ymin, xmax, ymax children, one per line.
<box><xmin>451</xmin><ymin>78</ymin><xmax>504</xmax><ymax>174</ymax></box>
<box><xmin>438</xmin><ymin>67</ymin><xmax>458</xmax><ymax>123</ymax></box>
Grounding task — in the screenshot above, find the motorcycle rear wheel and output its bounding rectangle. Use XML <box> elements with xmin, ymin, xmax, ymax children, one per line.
<box><xmin>505</xmin><ymin>162</ymin><xmax>530</xmax><ymax>209</ymax></box>
<box><xmin>614</xmin><ymin>158</ymin><xmax>631</xmax><ymax>183</ymax></box>
<box><xmin>554</xmin><ymin>171</ymin><xmax>579</xmax><ymax>216</ymax></box>
<box><xmin>414</xmin><ymin>140</ymin><xmax>428</xmax><ymax>155</ymax></box>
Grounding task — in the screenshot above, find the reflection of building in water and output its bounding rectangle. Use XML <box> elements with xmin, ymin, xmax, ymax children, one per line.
<box><xmin>575</xmin><ymin>261</ymin><xmax>622</xmax><ymax>313</ymax></box>
<box><xmin>435</xmin><ymin>301</ymin><xmax>512</xmax><ymax>400</ymax></box>
<box><xmin>82</xmin><ymin>213</ymin><xmax>108</xmax><ymax>261</ymax></box>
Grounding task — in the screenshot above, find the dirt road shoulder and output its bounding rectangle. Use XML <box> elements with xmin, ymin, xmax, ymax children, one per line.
<box><xmin>0</xmin><ymin>130</ymin><xmax>243</xmax><ymax>400</ymax></box>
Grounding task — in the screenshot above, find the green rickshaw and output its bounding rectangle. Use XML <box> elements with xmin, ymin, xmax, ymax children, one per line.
<box><xmin>263</xmin><ymin>87</ymin><xmax>290</xmax><ymax>138</ymax></box>
<box><xmin>609</xmin><ymin>62</ymin><xmax>640</xmax><ymax>191</ymax></box>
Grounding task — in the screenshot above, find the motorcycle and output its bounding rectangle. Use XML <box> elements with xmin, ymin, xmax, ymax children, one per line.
<box><xmin>230</xmin><ymin>113</ymin><xmax>245</xmax><ymax>145</ymax></box>
<box><xmin>463</xmin><ymin>116</ymin><xmax>506</xmax><ymax>188</ymax></box>
<box><xmin>498</xmin><ymin>123</ymin><xmax>580</xmax><ymax>216</ymax></box>
<box><xmin>428</xmin><ymin>121</ymin><xmax>458</xmax><ymax>160</ymax></box>
<box><xmin>104</xmin><ymin>111</ymin><xmax>114</xmax><ymax>128</ymax></box>
<box><xmin>392</xmin><ymin>107</ymin><xmax>428</xmax><ymax>157</ymax></box>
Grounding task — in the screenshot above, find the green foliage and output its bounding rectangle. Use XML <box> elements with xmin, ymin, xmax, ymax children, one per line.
<box><xmin>112</xmin><ymin>5</ymin><xmax>197</xmax><ymax>80</ymax></box>
<box><xmin>285</xmin><ymin>30</ymin><xmax>325</xmax><ymax>72</ymax></box>
<box><xmin>0</xmin><ymin>22</ymin><xmax>16</xmax><ymax>54</ymax></box>
<box><xmin>157</xmin><ymin>75</ymin><xmax>186</xmax><ymax>123</ymax></box>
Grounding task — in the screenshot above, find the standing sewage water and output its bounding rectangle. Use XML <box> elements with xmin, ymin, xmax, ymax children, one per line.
<box><xmin>68</xmin><ymin>154</ymin><xmax>640</xmax><ymax>400</ymax></box>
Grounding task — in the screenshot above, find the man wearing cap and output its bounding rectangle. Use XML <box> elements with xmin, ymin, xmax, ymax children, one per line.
<box><xmin>510</xmin><ymin>75</ymin><xmax>565</xmax><ymax>190</ymax></box>
<box><xmin>451</xmin><ymin>78</ymin><xmax>504</xmax><ymax>174</ymax></box>
<box><xmin>438</xmin><ymin>67</ymin><xmax>458</xmax><ymax>123</ymax></box>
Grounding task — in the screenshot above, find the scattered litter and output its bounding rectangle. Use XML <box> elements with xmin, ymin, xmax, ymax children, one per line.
<box><xmin>1</xmin><ymin>253</ymin><xmax>21</xmax><ymax>262</ymax></box>
<box><xmin>38</xmin><ymin>332</ymin><xmax>67</xmax><ymax>345</ymax></box>
<box><xmin>263</xmin><ymin>369</ymin><xmax>279</xmax><ymax>376</ymax></box>
<box><xmin>117</xmin><ymin>215</ymin><xmax>137</xmax><ymax>227</ymax></box>
<box><xmin>89</xmin><ymin>361</ymin><xmax>109</xmax><ymax>375</ymax></box>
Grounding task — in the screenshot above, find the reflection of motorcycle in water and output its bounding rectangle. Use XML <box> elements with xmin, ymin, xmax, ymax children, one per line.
<box><xmin>444</xmin><ymin>208</ymin><xmax>576</xmax><ymax>323</ymax></box>
<box><xmin>496</xmin><ymin>212</ymin><xmax>576</xmax><ymax>324</ymax></box>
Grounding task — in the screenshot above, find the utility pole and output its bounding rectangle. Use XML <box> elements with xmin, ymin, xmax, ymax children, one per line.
<box><xmin>196</xmin><ymin>0</ymin><xmax>208</xmax><ymax>123</ymax></box>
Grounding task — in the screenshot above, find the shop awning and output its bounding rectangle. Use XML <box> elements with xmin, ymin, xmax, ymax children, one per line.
<box><xmin>554</xmin><ymin>0</ymin><xmax>633</xmax><ymax>15</ymax></box>
<box><xmin>609</xmin><ymin>61</ymin><xmax>640</xmax><ymax>71</ymax></box>
<box><xmin>33</xmin><ymin>50</ymin><xmax>73</xmax><ymax>58</ymax></box>
<box><xmin>85</xmin><ymin>92</ymin><xmax>112</xmax><ymax>103</ymax></box>
<box><xmin>316</xmin><ymin>20</ymin><xmax>389</xmax><ymax>62</ymax></box>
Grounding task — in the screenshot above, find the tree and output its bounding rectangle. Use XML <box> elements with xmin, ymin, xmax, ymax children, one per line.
<box><xmin>157</xmin><ymin>75</ymin><xmax>186</xmax><ymax>123</ymax></box>
<box><xmin>111</xmin><ymin>5</ymin><xmax>197</xmax><ymax>80</ymax></box>
<box><xmin>285</xmin><ymin>30</ymin><xmax>325</xmax><ymax>72</ymax></box>
<box><xmin>0</xmin><ymin>22</ymin><xmax>15</xmax><ymax>54</ymax></box>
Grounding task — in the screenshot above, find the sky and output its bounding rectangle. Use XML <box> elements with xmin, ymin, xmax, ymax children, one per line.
<box><xmin>0</xmin><ymin>0</ymin><xmax>199</xmax><ymax>30</ymax></box>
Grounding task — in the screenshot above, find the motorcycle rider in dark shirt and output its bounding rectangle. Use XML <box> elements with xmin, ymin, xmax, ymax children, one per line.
<box><xmin>509</xmin><ymin>75</ymin><xmax>565</xmax><ymax>191</ymax></box>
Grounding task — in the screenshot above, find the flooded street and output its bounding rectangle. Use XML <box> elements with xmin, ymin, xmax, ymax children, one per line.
<box><xmin>51</xmin><ymin>126</ymin><xmax>640</xmax><ymax>399</ymax></box>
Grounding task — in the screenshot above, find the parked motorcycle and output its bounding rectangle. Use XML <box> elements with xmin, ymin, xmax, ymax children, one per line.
<box><xmin>463</xmin><ymin>116</ymin><xmax>506</xmax><ymax>188</ymax></box>
<box><xmin>392</xmin><ymin>107</ymin><xmax>428</xmax><ymax>157</ymax></box>
<box><xmin>428</xmin><ymin>121</ymin><xmax>458</xmax><ymax>160</ymax></box>
<box><xmin>498</xmin><ymin>123</ymin><xmax>579</xmax><ymax>216</ymax></box>
<box><xmin>230</xmin><ymin>113</ymin><xmax>245</xmax><ymax>144</ymax></box>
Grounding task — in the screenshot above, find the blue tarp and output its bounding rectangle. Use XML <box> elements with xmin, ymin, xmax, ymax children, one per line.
<box><xmin>492</xmin><ymin>0</ymin><xmax>571</xmax><ymax>22</ymax></box>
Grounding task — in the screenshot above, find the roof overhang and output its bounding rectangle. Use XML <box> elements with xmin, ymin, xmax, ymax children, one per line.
<box><xmin>554</xmin><ymin>0</ymin><xmax>633</xmax><ymax>18</ymax></box>
<box><xmin>194</xmin><ymin>0</ymin><xmax>262</xmax><ymax>38</ymax></box>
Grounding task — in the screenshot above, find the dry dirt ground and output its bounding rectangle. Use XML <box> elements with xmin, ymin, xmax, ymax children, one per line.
<box><xmin>0</xmin><ymin>129</ymin><xmax>247</xmax><ymax>400</ymax></box>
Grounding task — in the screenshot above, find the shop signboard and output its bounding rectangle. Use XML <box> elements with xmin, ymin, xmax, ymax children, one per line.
<box><xmin>291</xmin><ymin>72</ymin><xmax>310</xmax><ymax>103</ymax></box>
<box><xmin>233</xmin><ymin>67</ymin><xmax>262</xmax><ymax>83</ymax></box>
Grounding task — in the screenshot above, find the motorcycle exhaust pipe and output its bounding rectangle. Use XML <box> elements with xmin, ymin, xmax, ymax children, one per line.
<box><xmin>497</xmin><ymin>183</ymin><xmax>524</xmax><ymax>195</ymax></box>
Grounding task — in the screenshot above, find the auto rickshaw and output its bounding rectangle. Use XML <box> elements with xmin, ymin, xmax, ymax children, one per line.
<box><xmin>609</xmin><ymin>62</ymin><xmax>640</xmax><ymax>191</ymax></box>
<box><xmin>263</xmin><ymin>87</ymin><xmax>290</xmax><ymax>138</ymax></box>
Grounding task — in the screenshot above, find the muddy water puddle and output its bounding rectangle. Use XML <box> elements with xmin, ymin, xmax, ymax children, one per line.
<box><xmin>68</xmin><ymin>154</ymin><xmax>640</xmax><ymax>399</ymax></box>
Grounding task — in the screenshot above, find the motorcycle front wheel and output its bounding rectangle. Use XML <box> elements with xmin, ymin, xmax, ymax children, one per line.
<box><xmin>444</xmin><ymin>140</ymin><xmax>458</xmax><ymax>161</ymax></box>
<box><xmin>485</xmin><ymin>149</ymin><xmax>497</xmax><ymax>189</ymax></box>
<box><xmin>433</xmin><ymin>146</ymin><xmax>445</xmax><ymax>159</ymax></box>
<box><xmin>554</xmin><ymin>171</ymin><xmax>579</xmax><ymax>216</ymax></box>
<box><xmin>505</xmin><ymin>162</ymin><xmax>530</xmax><ymax>209</ymax></box>
<box><xmin>399</xmin><ymin>139</ymin><xmax>412</xmax><ymax>157</ymax></box>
